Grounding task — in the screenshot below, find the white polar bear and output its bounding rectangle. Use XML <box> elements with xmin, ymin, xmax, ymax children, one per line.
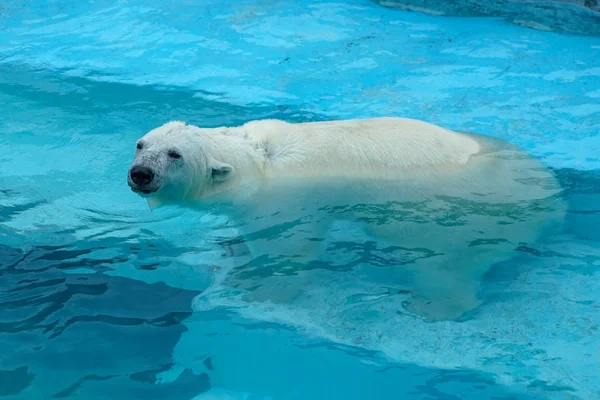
<box><xmin>127</xmin><ymin>117</ymin><xmax>565</xmax><ymax>320</ymax></box>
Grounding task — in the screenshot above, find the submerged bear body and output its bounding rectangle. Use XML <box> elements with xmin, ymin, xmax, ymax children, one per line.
<box><xmin>128</xmin><ymin>117</ymin><xmax>565</xmax><ymax>320</ymax></box>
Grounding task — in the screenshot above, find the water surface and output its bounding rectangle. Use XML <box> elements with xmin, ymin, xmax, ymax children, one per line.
<box><xmin>0</xmin><ymin>0</ymin><xmax>599</xmax><ymax>399</ymax></box>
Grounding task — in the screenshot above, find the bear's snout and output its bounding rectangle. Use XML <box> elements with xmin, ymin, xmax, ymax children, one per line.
<box><xmin>129</xmin><ymin>165</ymin><xmax>155</xmax><ymax>187</ymax></box>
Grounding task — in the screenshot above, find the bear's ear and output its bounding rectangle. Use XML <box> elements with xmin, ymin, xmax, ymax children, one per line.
<box><xmin>211</xmin><ymin>161</ymin><xmax>233</xmax><ymax>183</ymax></box>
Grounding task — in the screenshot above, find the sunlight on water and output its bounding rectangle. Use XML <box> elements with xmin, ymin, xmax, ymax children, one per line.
<box><xmin>0</xmin><ymin>0</ymin><xmax>599</xmax><ymax>399</ymax></box>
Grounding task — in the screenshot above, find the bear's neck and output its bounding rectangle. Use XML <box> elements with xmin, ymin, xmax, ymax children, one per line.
<box><xmin>191</xmin><ymin>127</ymin><xmax>266</xmax><ymax>201</ymax></box>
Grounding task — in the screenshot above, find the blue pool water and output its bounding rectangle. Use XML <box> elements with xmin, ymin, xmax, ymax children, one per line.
<box><xmin>0</xmin><ymin>0</ymin><xmax>599</xmax><ymax>399</ymax></box>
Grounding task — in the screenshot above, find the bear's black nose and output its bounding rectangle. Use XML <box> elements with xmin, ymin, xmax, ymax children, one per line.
<box><xmin>130</xmin><ymin>166</ymin><xmax>154</xmax><ymax>185</ymax></box>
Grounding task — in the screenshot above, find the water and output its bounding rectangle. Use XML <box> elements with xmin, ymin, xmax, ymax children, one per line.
<box><xmin>0</xmin><ymin>0</ymin><xmax>599</xmax><ymax>399</ymax></box>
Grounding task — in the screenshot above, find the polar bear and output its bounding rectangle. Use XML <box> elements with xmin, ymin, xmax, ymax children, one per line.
<box><xmin>127</xmin><ymin>117</ymin><xmax>565</xmax><ymax>320</ymax></box>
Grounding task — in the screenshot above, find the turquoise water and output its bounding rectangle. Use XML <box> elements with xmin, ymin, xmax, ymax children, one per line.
<box><xmin>1</xmin><ymin>0</ymin><xmax>599</xmax><ymax>399</ymax></box>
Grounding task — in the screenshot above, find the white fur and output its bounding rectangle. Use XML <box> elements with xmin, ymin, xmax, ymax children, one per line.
<box><xmin>130</xmin><ymin>117</ymin><xmax>565</xmax><ymax>321</ymax></box>
<box><xmin>141</xmin><ymin>118</ymin><xmax>481</xmax><ymax>200</ymax></box>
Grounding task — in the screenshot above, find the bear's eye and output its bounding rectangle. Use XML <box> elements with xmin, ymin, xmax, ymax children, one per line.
<box><xmin>168</xmin><ymin>150</ymin><xmax>182</xmax><ymax>160</ymax></box>
<box><xmin>136</xmin><ymin>142</ymin><xmax>143</xmax><ymax>150</ymax></box>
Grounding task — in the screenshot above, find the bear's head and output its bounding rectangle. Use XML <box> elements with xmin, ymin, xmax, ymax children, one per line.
<box><xmin>127</xmin><ymin>121</ymin><xmax>233</xmax><ymax>208</ymax></box>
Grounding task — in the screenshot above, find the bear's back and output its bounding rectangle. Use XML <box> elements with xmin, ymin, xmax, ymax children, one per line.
<box><xmin>244</xmin><ymin>117</ymin><xmax>481</xmax><ymax>180</ymax></box>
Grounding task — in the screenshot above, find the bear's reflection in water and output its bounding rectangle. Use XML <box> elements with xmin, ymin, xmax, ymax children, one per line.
<box><xmin>211</xmin><ymin>135</ymin><xmax>565</xmax><ymax>321</ymax></box>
